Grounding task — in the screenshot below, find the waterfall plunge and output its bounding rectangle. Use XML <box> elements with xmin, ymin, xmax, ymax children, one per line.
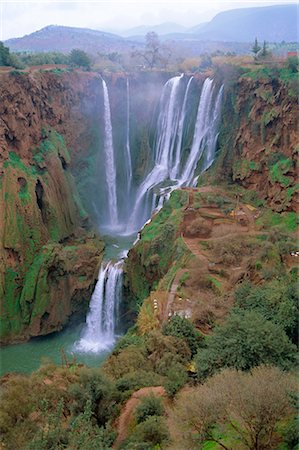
<box><xmin>76</xmin><ymin>261</ymin><xmax>123</xmax><ymax>353</ymax></box>
<box><xmin>102</xmin><ymin>79</ymin><xmax>118</xmax><ymax>227</ymax></box>
<box><xmin>125</xmin><ymin>78</ymin><xmax>133</xmax><ymax>195</ymax></box>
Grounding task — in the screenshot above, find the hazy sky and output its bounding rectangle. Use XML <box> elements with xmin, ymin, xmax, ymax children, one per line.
<box><xmin>1</xmin><ymin>0</ymin><xmax>297</xmax><ymax>40</ymax></box>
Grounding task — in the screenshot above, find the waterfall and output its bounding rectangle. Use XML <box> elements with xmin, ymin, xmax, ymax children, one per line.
<box><xmin>76</xmin><ymin>261</ymin><xmax>123</xmax><ymax>353</ymax></box>
<box><xmin>102</xmin><ymin>79</ymin><xmax>118</xmax><ymax>226</ymax></box>
<box><xmin>179</xmin><ymin>78</ymin><xmax>215</xmax><ymax>186</ymax></box>
<box><xmin>125</xmin><ymin>78</ymin><xmax>132</xmax><ymax>195</ymax></box>
<box><xmin>78</xmin><ymin>74</ymin><xmax>223</xmax><ymax>355</ymax></box>
<box><xmin>170</xmin><ymin>76</ymin><xmax>194</xmax><ymax>180</ymax></box>
<box><xmin>201</xmin><ymin>84</ymin><xmax>224</xmax><ymax>172</ymax></box>
<box><xmin>127</xmin><ymin>75</ymin><xmax>184</xmax><ymax>231</ymax></box>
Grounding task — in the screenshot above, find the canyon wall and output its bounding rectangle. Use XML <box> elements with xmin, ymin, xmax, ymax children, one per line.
<box><xmin>0</xmin><ymin>70</ymin><xmax>106</xmax><ymax>343</ymax></box>
<box><xmin>214</xmin><ymin>73</ymin><xmax>298</xmax><ymax>211</ymax></box>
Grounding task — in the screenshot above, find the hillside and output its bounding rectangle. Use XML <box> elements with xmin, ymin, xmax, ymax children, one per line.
<box><xmin>4</xmin><ymin>25</ymin><xmax>139</xmax><ymax>54</ymax></box>
<box><xmin>193</xmin><ymin>4</ymin><xmax>298</xmax><ymax>42</ymax></box>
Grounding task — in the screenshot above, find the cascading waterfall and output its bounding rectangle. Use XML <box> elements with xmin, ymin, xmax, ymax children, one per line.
<box><xmin>201</xmin><ymin>84</ymin><xmax>224</xmax><ymax>172</ymax></box>
<box><xmin>170</xmin><ymin>76</ymin><xmax>194</xmax><ymax>180</ymax></box>
<box><xmin>76</xmin><ymin>261</ymin><xmax>123</xmax><ymax>352</ymax></box>
<box><xmin>102</xmin><ymin>79</ymin><xmax>118</xmax><ymax>226</ymax></box>
<box><xmin>128</xmin><ymin>75</ymin><xmax>223</xmax><ymax>231</ymax></box>
<box><xmin>127</xmin><ymin>75</ymin><xmax>184</xmax><ymax>230</ymax></box>
<box><xmin>78</xmin><ymin>74</ymin><xmax>223</xmax><ymax>354</ymax></box>
<box><xmin>125</xmin><ymin>78</ymin><xmax>132</xmax><ymax>195</ymax></box>
<box><xmin>179</xmin><ymin>77</ymin><xmax>215</xmax><ymax>185</ymax></box>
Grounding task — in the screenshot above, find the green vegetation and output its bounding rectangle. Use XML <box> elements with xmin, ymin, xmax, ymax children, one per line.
<box><xmin>162</xmin><ymin>315</ymin><xmax>202</xmax><ymax>356</ymax></box>
<box><xmin>169</xmin><ymin>366</ymin><xmax>296</xmax><ymax>450</ymax></box>
<box><xmin>269</xmin><ymin>157</ymin><xmax>293</xmax><ymax>187</ymax></box>
<box><xmin>195</xmin><ymin>310</ymin><xmax>297</xmax><ymax>380</ymax></box>
<box><xmin>69</xmin><ymin>49</ymin><xmax>91</xmax><ymax>70</ymax></box>
<box><xmin>135</xmin><ymin>395</ymin><xmax>164</xmax><ymax>424</ymax></box>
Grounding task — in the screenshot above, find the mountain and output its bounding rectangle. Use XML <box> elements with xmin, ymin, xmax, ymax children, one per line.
<box><xmin>192</xmin><ymin>4</ymin><xmax>298</xmax><ymax>42</ymax></box>
<box><xmin>4</xmin><ymin>4</ymin><xmax>298</xmax><ymax>55</ymax></box>
<box><xmin>4</xmin><ymin>25</ymin><xmax>139</xmax><ymax>54</ymax></box>
<box><xmin>120</xmin><ymin>22</ymin><xmax>188</xmax><ymax>37</ymax></box>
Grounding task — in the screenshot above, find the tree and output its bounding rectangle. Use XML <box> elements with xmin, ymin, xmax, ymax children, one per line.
<box><xmin>0</xmin><ymin>42</ymin><xmax>11</xmax><ymax>66</ymax></box>
<box><xmin>69</xmin><ymin>49</ymin><xmax>91</xmax><ymax>69</ymax></box>
<box><xmin>286</xmin><ymin>55</ymin><xmax>299</xmax><ymax>73</ymax></box>
<box><xmin>0</xmin><ymin>42</ymin><xmax>21</xmax><ymax>68</ymax></box>
<box><xmin>195</xmin><ymin>310</ymin><xmax>297</xmax><ymax>380</ymax></box>
<box><xmin>252</xmin><ymin>37</ymin><xmax>261</xmax><ymax>59</ymax></box>
<box><xmin>162</xmin><ymin>315</ymin><xmax>202</xmax><ymax>356</ymax></box>
<box><xmin>260</xmin><ymin>40</ymin><xmax>269</xmax><ymax>58</ymax></box>
<box><xmin>169</xmin><ymin>366</ymin><xmax>296</xmax><ymax>450</ymax></box>
<box><xmin>132</xmin><ymin>32</ymin><xmax>171</xmax><ymax>69</ymax></box>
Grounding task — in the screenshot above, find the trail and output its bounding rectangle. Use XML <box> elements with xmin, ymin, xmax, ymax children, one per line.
<box><xmin>114</xmin><ymin>386</ymin><xmax>166</xmax><ymax>449</ymax></box>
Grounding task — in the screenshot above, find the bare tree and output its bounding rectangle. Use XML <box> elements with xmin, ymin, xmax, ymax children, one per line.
<box><xmin>132</xmin><ymin>32</ymin><xmax>171</xmax><ymax>69</ymax></box>
<box><xmin>168</xmin><ymin>366</ymin><xmax>296</xmax><ymax>450</ymax></box>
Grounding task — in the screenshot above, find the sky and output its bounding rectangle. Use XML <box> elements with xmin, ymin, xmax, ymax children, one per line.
<box><xmin>1</xmin><ymin>0</ymin><xmax>297</xmax><ymax>41</ymax></box>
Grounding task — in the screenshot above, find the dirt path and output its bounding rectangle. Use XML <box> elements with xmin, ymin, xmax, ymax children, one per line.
<box><xmin>165</xmin><ymin>269</ymin><xmax>188</xmax><ymax>319</ymax></box>
<box><xmin>114</xmin><ymin>386</ymin><xmax>167</xmax><ymax>449</ymax></box>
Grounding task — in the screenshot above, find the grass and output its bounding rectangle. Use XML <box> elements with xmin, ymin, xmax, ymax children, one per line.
<box><xmin>256</xmin><ymin>210</ymin><xmax>297</xmax><ymax>233</ymax></box>
<box><xmin>269</xmin><ymin>158</ymin><xmax>293</xmax><ymax>187</ymax></box>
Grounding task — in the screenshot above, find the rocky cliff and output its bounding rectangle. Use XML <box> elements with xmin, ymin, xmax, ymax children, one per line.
<box><xmin>0</xmin><ymin>70</ymin><xmax>105</xmax><ymax>343</ymax></box>
<box><xmin>214</xmin><ymin>72</ymin><xmax>298</xmax><ymax>212</ymax></box>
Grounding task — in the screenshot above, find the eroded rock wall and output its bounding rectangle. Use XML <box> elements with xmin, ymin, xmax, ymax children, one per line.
<box><xmin>0</xmin><ymin>70</ymin><xmax>104</xmax><ymax>343</ymax></box>
<box><xmin>215</xmin><ymin>75</ymin><xmax>298</xmax><ymax>211</ymax></box>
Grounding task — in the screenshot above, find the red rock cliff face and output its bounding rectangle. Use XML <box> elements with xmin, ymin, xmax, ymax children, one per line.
<box><xmin>216</xmin><ymin>76</ymin><xmax>298</xmax><ymax>212</ymax></box>
<box><xmin>0</xmin><ymin>70</ymin><xmax>105</xmax><ymax>344</ymax></box>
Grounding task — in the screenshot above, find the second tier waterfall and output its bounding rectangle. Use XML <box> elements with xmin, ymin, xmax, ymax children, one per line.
<box><xmin>75</xmin><ymin>261</ymin><xmax>123</xmax><ymax>353</ymax></box>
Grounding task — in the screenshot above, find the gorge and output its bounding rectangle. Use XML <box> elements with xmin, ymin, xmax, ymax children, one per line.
<box><xmin>0</xmin><ymin>58</ymin><xmax>298</xmax><ymax>449</ymax></box>
<box><xmin>0</xmin><ymin>65</ymin><xmax>297</xmax><ymax>373</ymax></box>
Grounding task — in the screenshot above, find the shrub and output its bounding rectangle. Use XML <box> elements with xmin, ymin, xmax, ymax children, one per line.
<box><xmin>69</xmin><ymin>49</ymin><xmax>91</xmax><ymax>69</ymax></box>
<box><xmin>102</xmin><ymin>345</ymin><xmax>150</xmax><ymax>379</ymax></box>
<box><xmin>146</xmin><ymin>331</ymin><xmax>191</xmax><ymax>367</ymax></box>
<box><xmin>162</xmin><ymin>315</ymin><xmax>202</xmax><ymax>356</ymax></box>
<box><xmin>168</xmin><ymin>366</ymin><xmax>296</xmax><ymax>450</ymax></box>
<box><xmin>115</xmin><ymin>370</ymin><xmax>165</xmax><ymax>394</ymax></box>
<box><xmin>195</xmin><ymin>310</ymin><xmax>297</xmax><ymax>380</ymax></box>
<box><xmin>123</xmin><ymin>416</ymin><xmax>169</xmax><ymax>448</ymax></box>
<box><xmin>163</xmin><ymin>362</ymin><xmax>188</xmax><ymax>397</ymax></box>
<box><xmin>135</xmin><ymin>395</ymin><xmax>164</xmax><ymax>424</ymax></box>
<box><xmin>235</xmin><ymin>278</ymin><xmax>298</xmax><ymax>342</ymax></box>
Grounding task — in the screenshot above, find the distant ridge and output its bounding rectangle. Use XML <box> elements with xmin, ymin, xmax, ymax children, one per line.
<box><xmin>191</xmin><ymin>4</ymin><xmax>298</xmax><ymax>42</ymax></box>
<box><xmin>5</xmin><ymin>25</ymin><xmax>139</xmax><ymax>54</ymax></box>
<box><xmin>4</xmin><ymin>4</ymin><xmax>298</xmax><ymax>54</ymax></box>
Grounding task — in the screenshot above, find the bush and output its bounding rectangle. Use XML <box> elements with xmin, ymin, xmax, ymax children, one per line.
<box><xmin>123</xmin><ymin>416</ymin><xmax>169</xmax><ymax>448</ymax></box>
<box><xmin>235</xmin><ymin>278</ymin><xmax>298</xmax><ymax>342</ymax></box>
<box><xmin>162</xmin><ymin>315</ymin><xmax>202</xmax><ymax>356</ymax></box>
<box><xmin>68</xmin><ymin>368</ymin><xmax>118</xmax><ymax>425</ymax></box>
<box><xmin>168</xmin><ymin>366</ymin><xmax>296</xmax><ymax>450</ymax></box>
<box><xmin>195</xmin><ymin>310</ymin><xmax>297</xmax><ymax>380</ymax></box>
<box><xmin>102</xmin><ymin>345</ymin><xmax>150</xmax><ymax>379</ymax></box>
<box><xmin>135</xmin><ymin>395</ymin><xmax>164</xmax><ymax>424</ymax></box>
<box><xmin>163</xmin><ymin>362</ymin><xmax>188</xmax><ymax>397</ymax></box>
<box><xmin>69</xmin><ymin>49</ymin><xmax>91</xmax><ymax>69</ymax></box>
<box><xmin>115</xmin><ymin>370</ymin><xmax>165</xmax><ymax>394</ymax></box>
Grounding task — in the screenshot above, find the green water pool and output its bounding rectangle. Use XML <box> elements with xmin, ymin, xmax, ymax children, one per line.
<box><xmin>0</xmin><ymin>322</ymin><xmax>112</xmax><ymax>376</ymax></box>
<box><xmin>0</xmin><ymin>233</ymin><xmax>136</xmax><ymax>377</ymax></box>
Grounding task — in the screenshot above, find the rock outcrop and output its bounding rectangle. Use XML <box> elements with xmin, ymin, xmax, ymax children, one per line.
<box><xmin>215</xmin><ymin>75</ymin><xmax>298</xmax><ymax>211</ymax></box>
<box><xmin>0</xmin><ymin>70</ymin><xmax>104</xmax><ymax>343</ymax></box>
